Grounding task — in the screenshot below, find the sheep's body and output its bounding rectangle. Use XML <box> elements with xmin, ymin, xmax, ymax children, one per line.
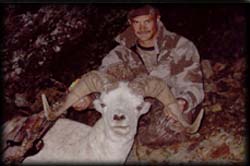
<box><xmin>24</xmin><ymin>118</ymin><xmax>133</xmax><ymax>164</ymax></box>
<box><xmin>23</xmin><ymin>82</ymin><xmax>151</xmax><ymax>164</ymax></box>
<box><xmin>24</xmin><ymin>118</ymin><xmax>91</xmax><ymax>163</ymax></box>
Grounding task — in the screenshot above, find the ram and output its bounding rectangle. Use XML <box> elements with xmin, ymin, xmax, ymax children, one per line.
<box><xmin>23</xmin><ymin>71</ymin><xmax>203</xmax><ymax>164</ymax></box>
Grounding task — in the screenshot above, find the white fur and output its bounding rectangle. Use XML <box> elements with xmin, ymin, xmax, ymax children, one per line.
<box><xmin>23</xmin><ymin>82</ymin><xmax>151</xmax><ymax>164</ymax></box>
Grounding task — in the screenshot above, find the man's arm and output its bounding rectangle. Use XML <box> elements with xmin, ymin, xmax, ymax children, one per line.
<box><xmin>98</xmin><ymin>45</ymin><xmax>126</xmax><ymax>73</ymax></box>
<box><xmin>151</xmin><ymin>37</ymin><xmax>204</xmax><ymax>113</ymax></box>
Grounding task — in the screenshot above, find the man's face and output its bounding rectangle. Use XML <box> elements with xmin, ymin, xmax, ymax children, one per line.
<box><xmin>130</xmin><ymin>14</ymin><xmax>159</xmax><ymax>42</ymax></box>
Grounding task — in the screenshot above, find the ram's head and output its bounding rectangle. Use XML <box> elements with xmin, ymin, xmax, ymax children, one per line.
<box><xmin>42</xmin><ymin>70</ymin><xmax>203</xmax><ymax>134</ymax></box>
<box><xmin>93</xmin><ymin>82</ymin><xmax>151</xmax><ymax>139</ymax></box>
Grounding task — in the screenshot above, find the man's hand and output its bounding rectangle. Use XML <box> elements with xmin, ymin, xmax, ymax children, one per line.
<box><xmin>176</xmin><ymin>98</ymin><xmax>192</xmax><ymax>124</ymax></box>
<box><xmin>176</xmin><ymin>98</ymin><xmax>188</xmax><ymax>112</ymax></box>
<box><xmin>72</xmin><ymin>96</ymin><xmax>92</xmax><ymax>111</ymax></box>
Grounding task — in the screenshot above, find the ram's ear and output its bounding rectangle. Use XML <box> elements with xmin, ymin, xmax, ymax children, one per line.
<box><xmin>93</xmin><ymin>99</ymin><xmax>106</xmax><ymax>114</ymax></box>
<box><xmin>137</xmin><ymin>102</ymin><xmax>151</xmax><ymax>116</ymax></box>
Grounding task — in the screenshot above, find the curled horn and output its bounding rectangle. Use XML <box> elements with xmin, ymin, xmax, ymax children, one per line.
<box><xmin>129</xmin><ymin>75</ymin><xmax>204</xmax><ymax>133</ymax></box>
<box><xmin>42</xmin><ymin>70</ymin><xmax>117</xmax><ymax>121</ymax></box>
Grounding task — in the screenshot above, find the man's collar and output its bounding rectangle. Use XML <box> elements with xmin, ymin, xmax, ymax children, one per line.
<box><xmin>137</xmin><ymin>43</ymin><xmax>155</xmax><ymax>51</ymax></box>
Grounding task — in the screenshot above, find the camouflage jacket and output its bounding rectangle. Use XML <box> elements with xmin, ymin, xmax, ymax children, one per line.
<box><xmin>98</xmin><ymin>21</ymin><xmax>204</xmax><ymax>113</ymax></box>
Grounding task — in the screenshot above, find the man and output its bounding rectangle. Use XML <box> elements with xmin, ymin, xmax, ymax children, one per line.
<box><xmin>71</xmin><ymin>5</ymin><xmax>204</xmax><ymax>126</ymax></box>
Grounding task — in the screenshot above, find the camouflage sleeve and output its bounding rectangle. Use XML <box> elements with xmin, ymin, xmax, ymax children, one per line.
<box><xmin>151</xmin><ymin>37</ymin><xmax>204</xmax><ymax>113</ymax></box>
<box><xmin>98</xmin><ymin>45</ymin><xmax>124</xmax><ymax>72</ymax></box>
<box><xmin>98</xmin><ymin>45</ymin><xmax>141</xmax><ymax>80</ymax></box>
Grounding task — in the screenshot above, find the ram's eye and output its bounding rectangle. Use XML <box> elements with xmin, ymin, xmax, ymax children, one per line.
<box><xmin>101</xmin><ymin>103</ymin><xmax>106</xmax><ymax>108</ymax></box>
<box><xmin>136</xmin><ymin>105</ymin><xmax>142</xmax><ymax>111</ymax></box>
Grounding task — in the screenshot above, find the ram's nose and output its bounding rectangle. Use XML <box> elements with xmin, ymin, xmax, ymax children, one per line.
<box><xmin>113</xmin><ymin>114</ymin><xmax>126</xmax><ymax>121</ymax></box>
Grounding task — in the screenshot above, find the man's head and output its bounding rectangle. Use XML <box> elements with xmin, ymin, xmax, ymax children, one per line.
<box><xmin>128</xmin><ymin>5</ymin><xmax>160</xmax><ymax>46</ymax></box>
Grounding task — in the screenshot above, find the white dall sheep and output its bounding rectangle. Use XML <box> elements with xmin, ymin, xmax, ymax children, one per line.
<box><xmin>23</xmin><ymin>82</ymin><xmax>151</xmax><ymax>164</ymax></box>
<box><xmin>23</xmin><ymin>70</ymin><xmax>204</xmax><ymax>164</ymax></box>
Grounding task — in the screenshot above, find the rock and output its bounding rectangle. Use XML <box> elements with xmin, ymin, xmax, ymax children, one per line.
<box><xmin>213</xmin><ymin>62</ymin><xmax>226</xmax><ymax>73</ymax></box>
<box><xmin>2</xmin><ymin>116</ymin><xmax>28</xmax><ymax>150</ymax></box>
<box><xmin>210</xmin><ymin>143</ymin><xmax>230</xmax><ymax>159</ymax></box>
<box><xmin>14</xmin><ymin>93</ymin><xmax>30</xmax><ymax>108</ymax></box>
<box><xmin>204</xmin><ymin>82</ymin><xmax>217</xmax><ymax>93</ymax></box>
<box><xmin>201</xmin><ymin>60</ymin><xmax>214</xmax><ymax>79</ymax></box>
<box><xmin>132</xmin><ymin>144</ymin><xmax>170</xmax><ymax>163</ymax></box>
<box><xmin>232</xmin><ymin>57</ymin><xmax>245</xmax><ymax>72</ymax></box>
